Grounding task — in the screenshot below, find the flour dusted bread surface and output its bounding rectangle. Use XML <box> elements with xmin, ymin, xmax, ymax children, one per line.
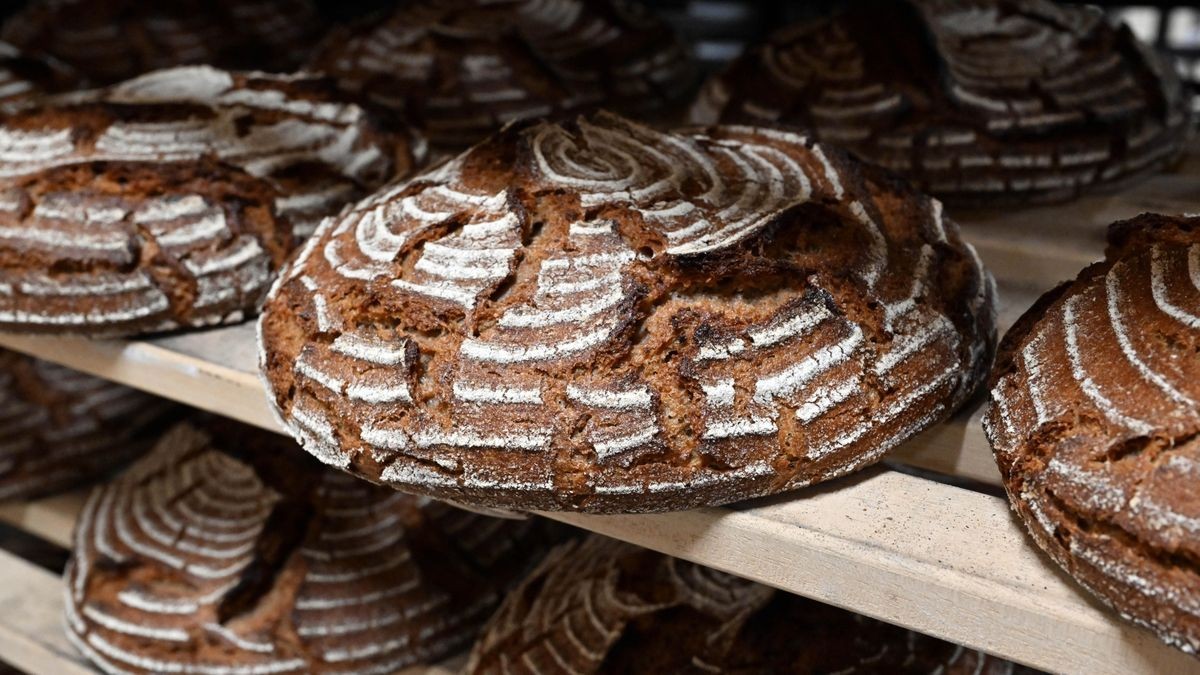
<box><xmin>0</xmin><ymin>160</ymin><xmax>291</xmax><ymax>336</ymax></box>
<box><xmin>2</xmin><ymin>0</ymin><xmax>321</xmax><ymax>84</ymax></box>
<box><xmin>66</xmin><ymin>420</ymin><xmax>563</xmax><ymax>674</ymax></box>
<box><xmin>467</xmin><ymin>535</ymin><xmax>1024</xmax><ymax>674</ymax></box>
<box><xmin>689</xmin><ymin>0</ymin><xmax>1191</xmax><ymax>205</ymax></box>
<box><xmin>258</xmin><ymin>111</ymin><xmax>996</xmax><ymax>513</ymax></box>
<box><xmin>984</xmin><ymin>214</ymin><xmax>1200</xmax><ymax>653</ymax></box>
<box><xmin>0</xmin><ymin>351</ymin><xmax>174</xmax><ymax>500</ymax></box>
<box><xmin>2</xmin><ymin>66</ymin><xmax>422</xmax><ymax>238</ymax></box>
<box><xmin>308</xmin><ymin>0</ymin><xmax>695</xmax><ymax>146</ymax></box>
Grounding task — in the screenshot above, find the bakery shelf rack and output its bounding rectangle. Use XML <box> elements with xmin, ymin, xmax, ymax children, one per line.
<box><xmin>0</xmin><ymin>152</ymin><xmax>1199</xmax><ymax>675</ymax></box>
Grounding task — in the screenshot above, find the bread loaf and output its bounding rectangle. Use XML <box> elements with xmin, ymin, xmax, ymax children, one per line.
<box><xmin>0</xmin><ymin>351</ymin><xmax>173</xmax><ymax>500</ymax></box>
<box><xmin>309</xmin><ymin>0</ymin><xmax>696</xmax><ymax>146</ymax></box>
<box><xmin>258</xmin><ymin>111</ymin><xmax>996</xmax><ymax>513</ymax></box>
<box><xmin>690</xmin><ymin>0</ymin><xmax>1191</xmax><ymax>205</ymax></box>
<box><xmin>66</xmin><ymin>420</ymin><xmax>564</xmax><ymax>674</ymax></box>
<box><xmin>985</xmin><ymin>214</ymin><xmax>1200</xmax><ymax>654</ymax></box>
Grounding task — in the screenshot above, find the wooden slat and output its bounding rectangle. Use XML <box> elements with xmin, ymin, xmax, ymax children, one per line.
<box><xmin>0</xmin><ymin>491</ymin><xmax>84</xmax><ymax>549</ymax></box>
<box><xmin>0</xmin><ymin>548</ymin><xmax>92</xmax><ymax>675</ymax></box>
<box><xmin>548</xmin><ymin>468</ymin><xmax>1200</xmax><ymax>675</ymax></box>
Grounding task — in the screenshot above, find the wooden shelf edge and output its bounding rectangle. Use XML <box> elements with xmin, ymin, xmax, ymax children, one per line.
<box><xmin>0</xmin><ymin>548</ymin><xmax>92</xmax><ymax>675</ymax></box>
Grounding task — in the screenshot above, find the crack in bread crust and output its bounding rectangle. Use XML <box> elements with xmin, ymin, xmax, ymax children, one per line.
<box><xmin>259</xmin><ymin>111</ymin><xmax>997</xmax><ymax>513</ymax></box>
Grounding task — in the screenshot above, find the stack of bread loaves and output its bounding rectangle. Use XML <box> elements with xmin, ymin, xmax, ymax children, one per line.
<box><xmin>0</xmin><ymin>0</ymin><xmax>1195</xmax><ymax>670</ymax></box>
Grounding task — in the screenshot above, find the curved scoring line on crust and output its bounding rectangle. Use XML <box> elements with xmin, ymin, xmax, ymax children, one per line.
<box><xmin>984</xmin><ymin>216</ymin><xmax>1200</xmax><ymax>653</ymax></box>
<box><xmin>258</xmin><ymin>111</ymin><xmax>995</xmax><ymax>512</ymax></box>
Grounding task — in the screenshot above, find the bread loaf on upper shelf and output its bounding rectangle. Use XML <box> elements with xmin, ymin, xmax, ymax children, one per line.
<box><xmin>0</xmin><ymin>350</ymin><xmax>174</xmax><ymax>500</ymax></box>
<box><xmin>985</xmin><ymin>214</ymin><xmax>1200</xmax><ymax>655</ymax></box>
<box><xmin>2</xmin><ymin>0</ymin><xmax>322</xmax><ymax>84</ymax></box>
<box><xmin>258</xmin><ymin>110</ymin><xmax>996</xmax><ymax>513</ymax></box>
<box><xmin>0</xmin><ymin>160</ymin><xmax>292</xmax><ymax>336</ymax></box>
<box><xmin>65</xmin><ymin>419</ymin><xmax>566</xmax><ymax>674</ymax></box>
<box><xmin>690</xmin><ymin>0</ymin><xmax>1192</xmax><ymax>206</ymax></box>
<box><xmin>0</xmin><ymin>66</ymin><xmax>423</xmax><ymax>239</ymax></box>
<box><xmin>308</xmin><ymin>0</ymin><xmax>697</xmax><ymax>147</ymax></box>
<box><xmin>467</xmin><ymin>534</ymin><xmax>1029</xmax><ymax>674</ymax></box>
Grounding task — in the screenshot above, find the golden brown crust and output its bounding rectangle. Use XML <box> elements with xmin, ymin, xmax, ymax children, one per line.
<box><xmin>258</xmin><ymin>111</ymin><xmax>996</xmax><ymax>513</ymax></box>
<box><xmin>984</xmin><ymin>214</ymin><xmax>1200</xmax><ymax>654</ymax></box>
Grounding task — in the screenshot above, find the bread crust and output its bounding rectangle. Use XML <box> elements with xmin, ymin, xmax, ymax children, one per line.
<box><xmin>984</xmin><ymin>214</ymin><xmax>1200</xmax><ymax>654</ymax></box>
<box><xmin>466</xmin><ymin>535</ymin><xmax>1024</xmax><ymax>674</ymax></box>
<box><xmin>308</xmin><ymin>0</ymin><xmax>696</xmax><ymax>147</ymax></box>
<box><xmin>65</xmin><ymin>419</ymin><xmax>563</xmax><ymax>674</ymax></box>
<box><xmin>258</xmin><ymin>111</ymin><xmax>996</xmax><ymax>513</ymax></box>
<box><xmin>689</xmin><ymin>0</ymin><xmax>1192</xmax><ymax>205</ymax></box>
<box><xmin>0</xmin><ymin>350</ymin><xmax>174</xmax><ymax>500</ymax></box>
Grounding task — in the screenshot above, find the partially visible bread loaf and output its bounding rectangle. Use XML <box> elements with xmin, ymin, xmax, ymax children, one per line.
<box><xmin>0</xmin><ymin>351</ymin><xmax>174</xmax><ymax>500</ymax></box>
<box><xmin>690</xmin><ymin>0</ymin><xmax>1191</xmax><ymax>205</ymax></box>
<box><xmin>258</xmin><ymin>110</ymin><xmax>996</xmax><ymax>513</ymax></box>
<box><xmin>2</xmin><ymin>0</ymin><xmax>321</xmax><ymax>84</ymax></box>
<box><xmin>985</xmin><ymin>214</ymin><xmax>1200</xmax><ymax>654</ymax></box>
<box><xmin>308</xmin><ymin>0</ymin><xmax>696</xmax><ymax>146</ymax></box>
<box><xmin>2</xmin><ymin>66</ymin><xmax>422</xmax><ymax>238</ymax></box>
<box><xmin>0</xmin><ymin>160</ymin><xmax>292</xmax><ymax>336</ymax></box>
<box><xmin>467</xmin><ymin>535</ymin><xmax>1025</xmax><ymax>674</ymax></box>
<box><xmin>66</xmin><ymin>420</ymin><xmax>564</xmax><ymax>674</ymax></box>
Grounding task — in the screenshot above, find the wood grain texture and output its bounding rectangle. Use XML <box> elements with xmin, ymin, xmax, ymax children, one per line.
<box><xmin>0</xmin><ymin>547</ymin><xmax>93</xmax><ymax>675</ymax></box>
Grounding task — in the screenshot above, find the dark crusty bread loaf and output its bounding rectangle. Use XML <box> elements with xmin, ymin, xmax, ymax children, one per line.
<box><xmin>0</xmin><ymin>41</ymin><xmax>79</xmax><ymax>109</ymax></box>
<box><xmin>689</xmin><ymin>0</ymin><xmax>1191</xmax><ymax>205</ymax></box>
<box><xmin>258</xmin><ymin>111</ymin><xmax>996</xmax><ymax>513</ymax></box>
<box><xmin>984</xmin><ymin>214</ymin><xmax>1200</xmax><ymax>654</ymax></box>
<box><xmin>467</xmin><ymin>534</ymin><xmax>1026</xmax><ymax>674</ymax></box>
<box><xmin>66</xmin><ymin>419</ymin><xmax>564</xmax><ymax>674</ymax></box>
<box><xmin>2</xmin><ymin>66</ymin><xmax>423</xmax><ymax>238</ymax></box>
<box><xmin>0</xmin><ymin>351</ymin><xmax>174</xmax><ymax>500</ymax></box>
<box><xmin>308</xmin><ymin>0</ymin><xmax>696</xmax><ymax>147</ymax></box>
<box><xmin>2</xmin><ymin>0</ymin><xmax>321</xmax><ymax>84</ymax></box>
<box><xmin>0</xmin><ymin>160</ymin><xmax>292</xmax><ymax>336</ymax></box>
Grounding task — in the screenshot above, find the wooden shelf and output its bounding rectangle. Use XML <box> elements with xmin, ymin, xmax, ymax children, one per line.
<box><xmin>2</xmin><ymin>160</ymin><xmax>1200</xmax><ymax>674</ymax></box>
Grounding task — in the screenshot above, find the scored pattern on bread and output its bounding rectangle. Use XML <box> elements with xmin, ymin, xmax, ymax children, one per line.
<box><xmin>689</xmin><ymin>0</ymin><xmax>1191</xmax><ymax>205</ymax></box>
<box><xmin>0</xmin><ymin>66</ymin><xmax>421</xmax><ymax>238</ymax></box>
<box><xmin>258</xmin><ymin>111</ymin><xmax>996</xmax><ymax>513</ymax></box>
<box><xmin>0</xmin><ymin>351</ymin><xmax>173</xmax><ymax>500</ymax></box>
<box><xmin>65</xmin><ymin>421</ymin><xmax>563</xmax><ymax>674</ymax></box>
<box><xmin>466</xmin><ymin>535</ymin><xmax>1023</xmax><ymax>674</ymax></box>
<box><xmin>0</xmin><ymin>161</ymin><xmax>292</xmax><ymax>336</ymax></box>
<box><xmin>984</xmin><ymin>215</ymin><xmax>1200</xmax><ymax>654</ymax></box>
<box><xmin>308</xmin><ymin>0</ymin><xmax>695</xmax><ymax>146</ymax></box>
<box><xmin>2</xmin><ymin>0</ymin><xmax>322</xmax><ymax>84</ymax></box>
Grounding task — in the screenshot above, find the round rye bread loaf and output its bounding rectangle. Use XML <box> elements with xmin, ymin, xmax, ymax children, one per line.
<box><xmin>0</xmin><ymin>160</ymin><xmax>292</xmax><ymax>336</ymax></box>
<box><xmin>65</xmin><ymin>420</ymin><xmax>564</xmax><ymax>675</ymax></box>
<box><xmin>985</xmin><ymin>214</ymin><xmax>1200</xmax><ymax>654</ymax></box>
<box><xmin>0</xmin><ymin>66</ymin><xmax>422</xmax><ymax>238</ymax></box>
<box><xmin>0</xmin><ymin>351</ymin><xmax>174</xmax><ymax>500</ymax></box>
<box><xmin>307</xmin><ymin>0</ymin><xmax>696</xmax><ymax>147</ymax></box>
<box><xmin>2</xmin><ymin>0</ymin><xmax>322</xmax><ymax>84</ymax></box>
<box><xmin>258</xmin><ymin>111</ymin><xmax>997</xmax><ymax>513</ymax></box>
<box><xmin>466</xmin><ymin>535</ymin><xmax>1027</xmax><ymax>674</ymax></box>
<box><xmin>689</xmin><ymin>0</ymin><xmax>1191</xmax><ymax>206</ymax></box>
